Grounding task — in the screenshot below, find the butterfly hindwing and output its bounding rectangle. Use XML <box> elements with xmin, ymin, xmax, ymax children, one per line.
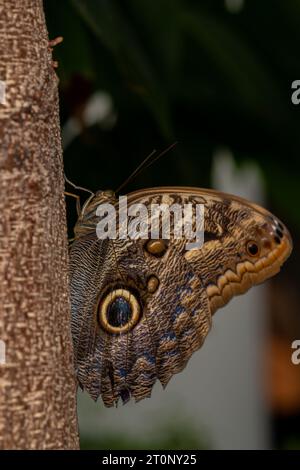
<box><xmin>70</xmin><ymin>233</ymin><xmax>211</xmax><ymax>406</ymax></box>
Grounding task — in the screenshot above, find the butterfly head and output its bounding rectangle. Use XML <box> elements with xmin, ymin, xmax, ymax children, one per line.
<box><xmin>73</xmin><ymin>189</ymin><xmax>117</xmax><ymax>239</ymax></box>
<box><xmin>95</xmin><ymin>189</ymin><xmax>116</xmax><ymax>201</ymax></box>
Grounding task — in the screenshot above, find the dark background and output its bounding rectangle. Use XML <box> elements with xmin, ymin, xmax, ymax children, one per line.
<box><xmin>44</xmin><ymin>0</ymin><xmax>300</xmax><ymax>449</ymax></box>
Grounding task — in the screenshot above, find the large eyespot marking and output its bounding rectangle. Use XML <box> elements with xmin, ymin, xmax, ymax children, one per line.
<box><xmin>246</xmin><ymin>240</ymin><xmax>260</xmax><ymax>257</ymax></box>
<box><xmin>107</xmin><ymin>297</ymin><xmax>131</xmax><ymax>327</ymax></box>
<box><xmin>145</xmin><ymin>239</ymin><xmax>168</xmax><ymax>257</ymax></box>
<box><xmin>98</xmin><ymin>288</ymin><xmax>141</xmax><ymax>334</ymax></box>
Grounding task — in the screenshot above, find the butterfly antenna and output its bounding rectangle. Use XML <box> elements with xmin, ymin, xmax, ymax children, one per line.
<box><xmin>115</xmin><ymin>149</ymin><xmax>157</xmax><ymax>195</ymax></box>
<box><xmin>115</xmin><ymin>141</ymin><xmax>178</xmax><ymax>195</ymax></box>
<box><xmin>141</xmin><ymin>141</ymin><xmax>178</xmax><ymax>174</ymax></box>
<box><xmin>64</xmin><ymin>173</ymin><xmax>95</xmax><ymax>196</ymax></box>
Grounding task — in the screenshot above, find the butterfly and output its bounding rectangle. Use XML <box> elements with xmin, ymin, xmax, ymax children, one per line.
<box><xmin>69</xmin><ymin>186</ymin><xmax>292</xmax><ymax>407</ymax></box>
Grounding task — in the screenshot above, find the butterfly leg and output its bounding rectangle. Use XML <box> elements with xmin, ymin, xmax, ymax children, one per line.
<box><xmin>64</xmin><ymin>191</ymin><xmax>81</xmax><ymax>215</ymax></box>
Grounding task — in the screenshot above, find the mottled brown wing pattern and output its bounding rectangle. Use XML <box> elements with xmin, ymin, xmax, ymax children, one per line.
<box><xmin>69</xmin><ymin>187</ymin><xmax>292</xmax><ymax>407</ymax></box>
<box><xmin>70</xmin><ymin>234</ymin><xmax>211</xmax><ymax>406</ymax></box>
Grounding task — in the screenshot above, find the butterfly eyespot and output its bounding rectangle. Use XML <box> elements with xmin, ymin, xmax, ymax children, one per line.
<box><xmin>145</xmin><ymin>239</ymin><xmax>168</xmax><ymax>257</ymax></box>
<box><xmin>147</xmin><ymin>275</ymin><xmax>160</xmax><ymax>293</ymax></box>
<box><xmin>246</xmin><ymin>240</ymin><xmax>260</xmax><ymax>257</ymax></box>
<box><xmin>98</xmin><ymin>288</ymin><xmax>141</xmax><ymax>334</ymax></box>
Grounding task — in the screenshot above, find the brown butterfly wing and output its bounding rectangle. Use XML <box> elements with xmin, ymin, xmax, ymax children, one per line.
<box><xmin>126</xmin><ymin>188</ymin><xmax>292</xmax><ymax>313</ymax></box>
<box><xmin>69</xmin><ymin>187</ymin><xmax>292</xmax><ymax>407</ymax></box>
<box><xmin>69</xmin><ymin>233</ymin><xmax>211</xmax><ymax>406</ymax></box>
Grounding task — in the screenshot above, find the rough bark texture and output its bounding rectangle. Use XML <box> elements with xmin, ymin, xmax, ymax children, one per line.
<box><xmin>0</xmin><ymin>0</ymin><xmax>79</xmax><ymax>449</ymax></box>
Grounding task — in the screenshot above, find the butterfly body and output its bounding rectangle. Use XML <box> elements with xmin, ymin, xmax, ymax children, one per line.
<box><xmin>69</xmin><ymin>187</ymin><xmax>292</xmax><ymax>407</ymax></box>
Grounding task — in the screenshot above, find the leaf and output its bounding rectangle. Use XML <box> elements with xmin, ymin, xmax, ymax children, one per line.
<box><xmin>180</xmin><ymin>6</ymin><xmax>289</xmax><ymax>125</ymax></box>
<box><xmin>71</xmin><ymin>0</ymin><xmax>173</xmax><ymax>138</ymax></box>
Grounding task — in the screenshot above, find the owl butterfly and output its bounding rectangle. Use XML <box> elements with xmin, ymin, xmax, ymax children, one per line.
<box><xmin>69</xmin><ymin>186</ymin><xmax>292</xmax><ymax>407</ymax></box>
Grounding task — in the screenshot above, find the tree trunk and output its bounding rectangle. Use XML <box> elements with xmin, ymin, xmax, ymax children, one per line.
<box><xmin>0</xmin><ymin>0</ymin><xmax>79</xmax><ymax>449</ymax></box>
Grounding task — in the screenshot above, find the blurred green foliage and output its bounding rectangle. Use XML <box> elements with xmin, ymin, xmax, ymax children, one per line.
<box><xmin>44</xmin><ymin>0</ymin><xmax>300</xmax><ymax>233</ymax></box>
<box><xmin>80</xmin><ymin>420</ymin><xmax>209</xmax><ymax>450</ymax></box>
